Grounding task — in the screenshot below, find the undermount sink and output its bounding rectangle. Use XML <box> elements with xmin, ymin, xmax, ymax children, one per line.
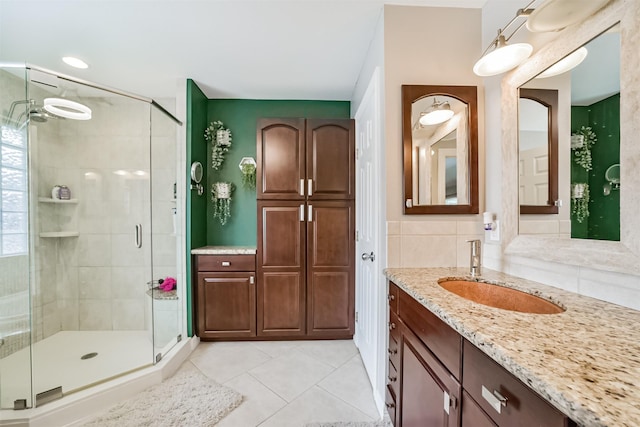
<box><xmin>438</xmin><ymin>279</ymin><xmax>565</xmax><ymax>314</ymax></box>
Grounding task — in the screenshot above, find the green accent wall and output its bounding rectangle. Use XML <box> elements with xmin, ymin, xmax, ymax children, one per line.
<box><xmin>185</xmin><ymin>83</ymin><xmax>350</xmax><ymax>335</ymax></box>
<box><xmin>185</xmin><ymin>79</ymin><xmax>208</xmax><ymax>336</ymax></box>
<box><xmin>570</xmin><ymin>93</ymin><xmax>620</xmax><ymax>241</ymax></box>
<box><xmin>205</xmin><ymin>99</ymin><xmax>350</xmax><ymax>246</ymax></box>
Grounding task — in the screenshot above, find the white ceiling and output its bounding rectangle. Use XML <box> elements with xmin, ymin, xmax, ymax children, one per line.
<box><xmin>0</xmin><ymin>0</ymin><xmax>486</xmax><ymax>102</ymax></box>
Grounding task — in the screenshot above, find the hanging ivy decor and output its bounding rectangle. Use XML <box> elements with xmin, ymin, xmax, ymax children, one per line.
<box><xmin>204</xmin><ymin>121</ymin><xmax>232</xmax><ymax>170</ymax></box>
<box><xmin>211</xmin><ymin>182</ymin><xmax>234</xmax><ymax>226</ymax></box>
<box><xmin>571</xmin><ymin>126</ymin><xmax>597</xmax><ymax>171</ymax></box>
<box><xmin>571</xmin><ymin>183</ymin><xmax>590</xmax><ymax>223</ymax></box>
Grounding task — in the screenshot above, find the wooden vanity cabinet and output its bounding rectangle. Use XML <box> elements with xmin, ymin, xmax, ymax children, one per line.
<box><xmin>387</xmin><ymin>281</ymin><xmax>574</xmax><ymax>427</ymax></box>
<box><xmin>387</xmin><ymin>282</ymin><xmax>461</xmax><ymax>427</ymax></box>
<box><xmin>195</xmin><ymin>254</ymin><xmax>256</xmax><ymax>339</ymax></box>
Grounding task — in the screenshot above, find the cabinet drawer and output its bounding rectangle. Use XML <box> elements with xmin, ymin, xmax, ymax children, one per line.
<box><xmin>463</xmin><ymin>340</ymin><xmax>568</xmax><ymax>426</ymax></box>
<box><xmin>388</xmin><ymin>310</ymin><xmax>400</xmax><ymax>368</ymax></box>
<box><xmin>387</xmin><ymin>358</ymin><xmax>399</xmax><ymax>398</ymax></box>
<box><xmin>398</xmin><ymin>287</ymin><xmax>462</xmax><ymax>380</ymax></box>
<box><xmin>385</xmin><ymin>385</ymin><xmax>397</xmax><ymax>427</ymax></box>
<box><xmin>197</xmin><ymin>254</ymin><xmax>256</xmax><ymax>272</ymax></box>
<box><xmin>388</xmin><ymin>282</ymin><xmax>399</xmax><ymax>313</ymax></box>
<box><xmin>462</xmin><ymin>390</ymin><xmax>497</xmax><ymax>427</ymax></box>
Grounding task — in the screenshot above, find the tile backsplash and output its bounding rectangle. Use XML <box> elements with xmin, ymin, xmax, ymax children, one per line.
<box><xmin>386</xmin><ymin>220</ymin><xmax>483</xmax><ymax>268</ymax></box>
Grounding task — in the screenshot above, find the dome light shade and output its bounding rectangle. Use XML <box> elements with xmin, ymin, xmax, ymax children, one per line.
<box><xmin>62</xmin><ymin>56</ymin><xmax>89</xmax><ymax>69</ymax></box>
<box><xmin>536</xmin><ymin>47</ymin><xmax>588</xmax><ymax>78</ymax></box>
<box><xmin>473</xmin><ymin>35</ymin><xmax>533</xmax><ymax>77</ymax></box>
<box><xmin>419</xmin><ymin>99</ymin><xmax>454</xmax><ymax>126</ymax></box>
<box><xmin>43</xmin><ymin>98</ymin><xmax>92</xmax><ymax>120</ymax></box>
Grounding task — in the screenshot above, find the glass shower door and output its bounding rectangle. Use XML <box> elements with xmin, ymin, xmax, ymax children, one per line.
<box><xmin>0</xmin><ymin>64</ymin><xmax>33</xmax><ymax>409</ymax></box>
<box><xmin>150</xmin><ymin>103</ymin><xmax>182</xmax><ymax>361</ymax></box>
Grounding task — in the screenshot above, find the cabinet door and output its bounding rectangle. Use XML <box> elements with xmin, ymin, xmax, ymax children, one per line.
<box><xmin>257</xmin><ymin>118</ymin><xmax>306</xmax><ymax>200</ymax></box>
<box><xmin>306</xmin><ymin>201</ymin><xmax>354</xmax><ymax>337</ymax></box>
<box><xmin>196</xmin><ymin>272</ymin><xmax>256</xmax><ymax>338</ymax></box>
<box><xmin>461</xmin><ymin>391</ymin><xmax>497</xmax><ymax>427</ymax></box>
<box><xmin>306</xmin><ymin>119</ymin><xmax>355</xmax><ymax>200</ymax></box>
<box><xmin>257</xmin><ymin>201</ymin><xmax>306</xmax><ymax>336</ymax></box>
<box><xmin>401</xmin><ymin>326</ymin><xmax>461</xmax><ymax>427</ymax></box>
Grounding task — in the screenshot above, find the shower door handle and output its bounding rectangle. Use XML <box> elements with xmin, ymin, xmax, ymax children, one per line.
<box><xmin>135</xmin><ymin>224</ymin><xmax>142</xmax><ymax>248</ymax></box>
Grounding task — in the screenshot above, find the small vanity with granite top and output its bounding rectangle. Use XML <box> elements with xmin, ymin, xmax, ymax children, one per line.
<box><xmin>384</xmin><ymin>267</ymin><xmax>640</xmax><ymax>427</ymax></box>
<box><xmin>192</xmin><ymin>246</ymin><xmax>257</xmax><ymax>339</ymax></box>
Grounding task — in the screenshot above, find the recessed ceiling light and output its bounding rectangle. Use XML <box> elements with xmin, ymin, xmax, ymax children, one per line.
<box><xmin>62</xmin><ymin>56</ymin><xmax>89</xmax><ymax>69</ymax></box>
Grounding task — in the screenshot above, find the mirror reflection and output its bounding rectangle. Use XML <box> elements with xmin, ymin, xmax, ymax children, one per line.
<box><xmin>518</xmin><ymin>23</ymin><xmax>620</xmax><ymax>241</ymax></box>
<box><xmin>412</xmin><ymin>95</ymin><xmax>468</xmax><ymax>206</ymax></box>
<box><xmin>402</xmin><ymin>85</ymin><xmax>478</xmax><ymax>214</ymax></box>
<box><xmin>518</xmin><ymin>88</ymin><xmax>558</xmax><ymax>214</ymax></box>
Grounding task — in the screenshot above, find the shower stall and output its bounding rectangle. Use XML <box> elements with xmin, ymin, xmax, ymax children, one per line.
<box><xmin>0</xmin><ymin>64</ymin><xmax>184</xmax><ymax>411</ymax></box>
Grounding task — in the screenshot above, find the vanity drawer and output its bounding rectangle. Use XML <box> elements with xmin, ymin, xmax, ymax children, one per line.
<box><xmin>398</xmin><ymin>287</ymin><xmax>462</xmax><ymax>380</ymax></box>
<box><xmin>388</xmin><ymin>282</ymin><xmax>399</xmax><ymax>313</ymax></box>
<box><xmin>388</xmin><ymin>358</ymin><xmax>399</xmax><ymax>397</ymax></box>
<box><xmin>463</xmin><ymin>340</ymin><xmax>568</xmax><ymax>427</ymax></box>
<box><xmin>388</xmin><ymin>310</ymin><xmax>400</xmax><ymax>369</ymax></box>
<box><xmin>385</xmin><ymin>385</ymin><xmax>397</xmax><ymax>426</ymax></box>
<box><xmin>196</xmin><ymin>254</ymin><xmax>256</xmax><ymax>272</ymax></box>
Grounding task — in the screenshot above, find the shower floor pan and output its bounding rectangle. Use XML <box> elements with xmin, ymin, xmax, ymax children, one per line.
<box><xmin>0</xmin><ymin>330</ymin><xmax>153</xmax><ymax>409</ymax></box>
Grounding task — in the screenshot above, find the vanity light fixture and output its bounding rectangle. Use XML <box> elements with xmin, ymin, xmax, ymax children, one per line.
<box><xmin>526</xmin><ymin>0</ymin><xmax>612</xmax><ymax>33</ymax></box>
<box><xmin>536</xmin><ymin>47</ymin><xmax>588</xmax><ymax>78</ymax></box>
<box><xmin>419</xmin><ymin>98</ymin><xmax>454</xmax><ymax>126</ymax></box>
<box><xmin>43</xmin><ymin>98</ymin><xmax>92</xmax><ymax>120</ymax></box>
<box><xmin>473</xmin><ymin>4</ymin><xmax>536</xmax><ymax>77</ymax></box>
<box><xmin>62</xmin><ymin>56</ymin><xmax>89</xmax><ymax>69</ymax></box>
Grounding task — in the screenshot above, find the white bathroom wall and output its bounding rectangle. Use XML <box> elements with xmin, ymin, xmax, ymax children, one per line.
<box><xmin>382</xmin><ymin>5</ymin><xmax>484</xmax><ymax>268</ymax></box>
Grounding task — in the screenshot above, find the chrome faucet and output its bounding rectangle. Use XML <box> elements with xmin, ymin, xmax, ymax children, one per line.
<box><xmin>467</xmin><ymin>239</ymin><xmax>482</xmax><ymax>277</ymax></box>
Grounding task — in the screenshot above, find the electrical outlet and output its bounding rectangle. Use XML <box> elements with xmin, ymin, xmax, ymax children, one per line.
<box><xmin>489</xmin><ymin>220</ymin><xmax>500</xmax><ymax>241</ymax></box>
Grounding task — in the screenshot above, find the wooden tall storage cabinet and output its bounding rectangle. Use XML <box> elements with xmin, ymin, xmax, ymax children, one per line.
<box><xmin>257</xmin><ymin>118</ymin><xmax>355</xmax><ymax>339</ymax></box>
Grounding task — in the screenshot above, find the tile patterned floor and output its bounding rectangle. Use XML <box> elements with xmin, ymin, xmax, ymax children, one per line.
<box><xmin>186</xmin><ymin>339</ymin><xmax>381</xmax><ymax>426</ymax></box>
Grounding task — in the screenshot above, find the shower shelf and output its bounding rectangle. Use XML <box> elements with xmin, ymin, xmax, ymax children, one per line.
<box><xmin>38</xmin><ymin>197</ymin><xmax>78</xmax><ymax>204</ymax></box>
<box><xmin>39</xmin><ymin>231</ymin><xmax>80</xmax><ymax>238</ymax></box>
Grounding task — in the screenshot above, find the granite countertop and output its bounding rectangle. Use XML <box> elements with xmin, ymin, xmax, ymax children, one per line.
<box><xmin>191</xmin><ymin>245</ymin><xmax>256</xmax><ymax>255</ymax></box>
<box><xmin>384</xmin><ymin>267</ymin><xmax>640</xmax><ymax>427</ymax></box>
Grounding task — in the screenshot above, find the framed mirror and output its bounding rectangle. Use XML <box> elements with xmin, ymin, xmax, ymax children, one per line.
<box><xmin>518</xmin><ymin>88</ymin><xmax>559</xmax><ymax>214</ymax></box>
<box><xmin>500</xmin><ymin>1</ymin><xmax>636</xmax><ymax>274</ymax></box>
<box><xmin>402</xmin><ymin>85</ymin><xmax>479</xmax><ymax>214</ymax></box>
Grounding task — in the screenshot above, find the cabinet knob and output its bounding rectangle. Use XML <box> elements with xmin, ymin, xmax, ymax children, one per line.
<box><xmin>388</xmin><ymin>348</ymin><xmax>398</xmax><ymax>355</ymax></box>
<box><xmin>385</xmin><ymin>402</ymin><xmax>395</xmax><ymax>409</ymax></box>
<box><xmin>388</xmin><ymin>294</ymin><xmax>395</xmax><ymax>302</ymax></box>
<box><xmin>388</xmin><ymin>375</ymin><xmax>397</xmax><ymax>383</ymax></box>
<box><xmin>221</xmin><ymin>261</ymin><xmax>231</xmax><ymax>267</ymax></box>
<box><xmin>388</xmin><ymin>322</ymin><xmax>396</xmax><ymax>331</ymax></box>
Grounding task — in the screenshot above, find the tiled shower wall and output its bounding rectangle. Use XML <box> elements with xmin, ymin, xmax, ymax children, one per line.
<box><xmin>34</xmin><ymin>95</ymin><xmax>156</xmax><ymax>338</ymax></box>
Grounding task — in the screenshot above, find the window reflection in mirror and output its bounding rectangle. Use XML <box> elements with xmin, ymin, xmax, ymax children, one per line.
<box><xmin>403</xmin><ymin>85</ymin><xmax>478</xmax><ymax>214</ymax></box>
<box><xmin>517</xmin><ymin>23</ymin><xmax>620</xmax><ymax>241</ymax></box>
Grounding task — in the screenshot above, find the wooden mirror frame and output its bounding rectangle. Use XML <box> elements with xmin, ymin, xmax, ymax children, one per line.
<box><xmin>519</xmin><ymin>88</ymin><xmax>559</xmax><ymax>214</ymax></box>
<box><xmin>402</xmin><ymin>85</ymin><xmax>479</xmax><ymax>214</ymax></box>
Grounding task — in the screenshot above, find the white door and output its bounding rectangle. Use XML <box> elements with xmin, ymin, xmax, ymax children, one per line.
<box><xmin>519</xmin><ymin>145</ymin><xmax>549</xmax><ymax>205</ymax></box>
<box><xmin>354</xmin><ymin>68</ymin><xmax>382</xmax><ymax>406</ymax></box>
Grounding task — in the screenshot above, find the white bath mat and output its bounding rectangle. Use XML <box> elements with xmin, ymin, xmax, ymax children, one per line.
<box><xmin>80</xmin><ymin>366</ymin><xmax>243</xmax><ymax>427</ymax></box>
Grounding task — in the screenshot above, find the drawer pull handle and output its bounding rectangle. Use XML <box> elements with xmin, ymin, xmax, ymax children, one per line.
<box><xmin>385</xmin><ymin>402</ymin><xmax>395</xmax><ymax>409</ymax></box>
<box><xmin>221</xmin><ymin>261</ymin><xmax>231</xmax><ymax>267</ymax></box>
<box><xmin>388</xmin><ymin>322</ymin><xmax>396</xmax><ymax>331</ymax></box>
<box><xmin>482</xmin><ymin>385</ymin><xmax>508</xmax><ymax>414</ymax></box>
<box><xmin>388</xmin><ymin>348</ymin><xmax>397</xmax><ymax>355</ymax></box>
<box><xmin>388</xmin><ymin>375</ymin><xmax>397</xmax><ymax>383</ymax></box>
<box><xmin>388</xmin><ymin>294</ymin><xmax>395</xmax><ymax>301</ymax></box>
